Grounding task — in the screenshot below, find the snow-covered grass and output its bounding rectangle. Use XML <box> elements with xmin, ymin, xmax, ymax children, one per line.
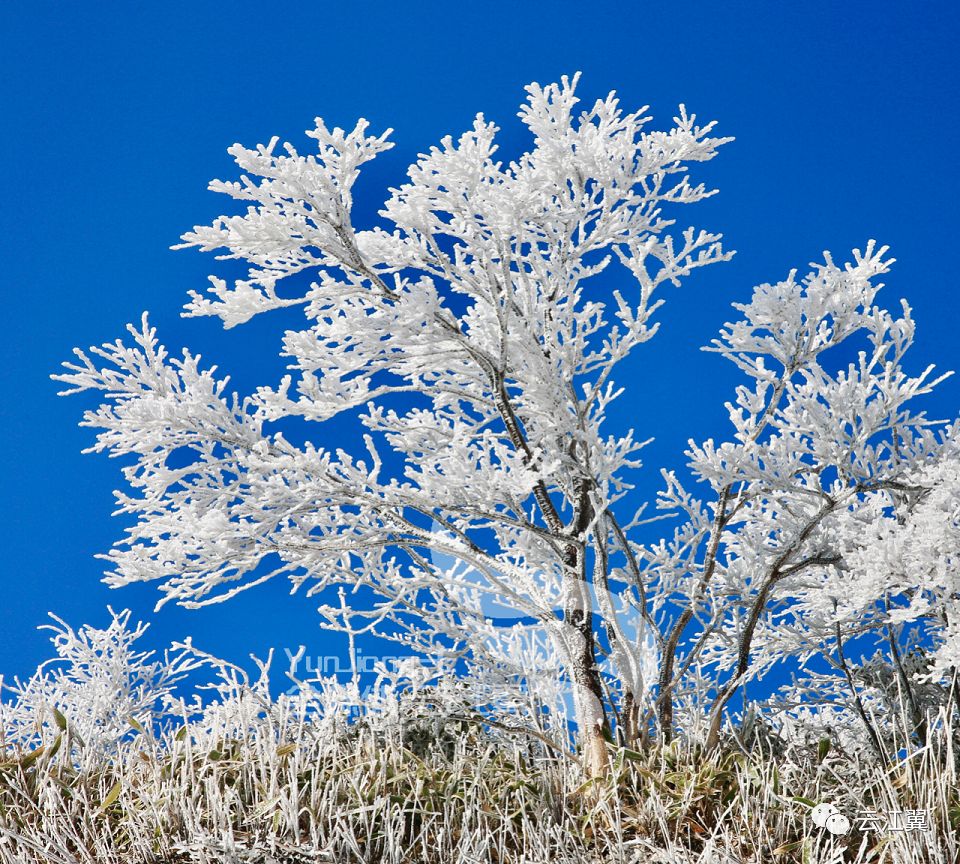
<box><xmin>2</xmin><ymin>691</ymin><xmax>958</xmax><ymax>862</ymax></box>
<box><xmin>2</xmin><ymin>714</ymin><xmax>959</xmax><ymax>863</ymax></box>
<box><xmin>2</xmin><ymin>611</ymin><xmax>958</xmax><ymax>863</ymax></box>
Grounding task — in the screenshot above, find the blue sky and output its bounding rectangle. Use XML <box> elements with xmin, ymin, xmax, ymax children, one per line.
<box><xmin>2</xmin><ymin>2</ymin><xmax>959</xmax><ymax>691</ymax></box>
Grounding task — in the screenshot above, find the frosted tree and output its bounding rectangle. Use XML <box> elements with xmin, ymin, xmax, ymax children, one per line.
<box><xmin>645</xmin><ymin>245</ymin><xmax>958</xmax><ymax>754</ymax></box>
<box><xmin>54</xmin><ymin>75</ymin><xmax>731</xmax><ymax>777</ymax></box>
<box><xmin>53</xmin><ymin>75</ymin><xmax>958</xmax><ymax>775</ymax></box>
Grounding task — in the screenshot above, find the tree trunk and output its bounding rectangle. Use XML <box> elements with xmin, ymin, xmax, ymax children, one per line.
<box><xmin>580</xmin><ymin>710</ymin><xmax>610</xmax><ymax>780</ymax></box>
<box><xmin>562</xmin><ymin>579</ymin><xmax>611</xmax><ymax>780</ymax></box>
<box><xmin>570</xmin><ymin>656</ymin><xmax>610</xmax><ymax>778</ymax></box>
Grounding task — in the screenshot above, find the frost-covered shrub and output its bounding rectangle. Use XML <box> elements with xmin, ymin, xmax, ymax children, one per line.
<box><xmin>0</xmin><ymin>608</ymin><xmax>197</xmax><ymax>763</ymax></box>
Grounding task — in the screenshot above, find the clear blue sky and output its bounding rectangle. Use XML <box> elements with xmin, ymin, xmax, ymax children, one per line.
<box><xmin>2</xmin><ymin>2</ymin><xmax>959</xmax><ymax>689</ymax></box>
